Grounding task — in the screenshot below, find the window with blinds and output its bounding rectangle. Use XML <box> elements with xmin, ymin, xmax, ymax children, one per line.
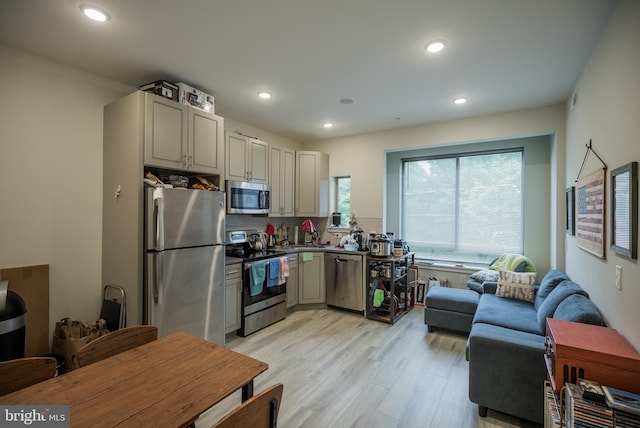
<box><xmin>402</xmin><ymin>149</ymin><xmax>523</xmax><ymax>264</ymax></box>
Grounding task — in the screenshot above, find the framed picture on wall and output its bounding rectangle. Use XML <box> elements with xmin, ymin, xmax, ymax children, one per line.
<box><xmin>611</xmin><ymin>161</ymin><xmax>638</xmax><ymax>259</ymax></box>
<box><xmin>566</xmin><ymin>186</ymin><xmax>575</xmax><ymax>235</ymax></box>
<box><xmin>576</xmin><ymin>168</ymin><xmax>606</xmax><ymax>258</ymax></box>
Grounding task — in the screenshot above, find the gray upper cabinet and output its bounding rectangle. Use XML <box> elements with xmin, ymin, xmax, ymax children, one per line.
<box><xmin>225</xmin><ymin>132</ymin><xmax>268</xmax><ymax>184</ymax></box>
<box><xmin>144</xmin><ymin>92</ymin><xmax>223</xmax><ymax>175</ymax></box>
<box><xmin>269</xmin><ymin>145</ymin><xmax>295</xmax><ymax>217</ymax></box>
<box><xmin>296</xmin><ymin>151</ymin><xmax>329</xmax><ymax>217</ymax></box>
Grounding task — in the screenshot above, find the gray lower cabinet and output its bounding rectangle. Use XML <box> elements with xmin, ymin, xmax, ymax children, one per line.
<box><xmin>298</xmin><ymin>252</ymin><xmax>325</xmax><ymax>304</ymax></box>
<box><xmin>286</xmin><ymin>254</ymin><xmax>298</xmax><ymax>307</ymax></box>
<box><xmin>225</xmin><ymin>263</ymin><xmax>242</xmax><ymax>334</ymax></box>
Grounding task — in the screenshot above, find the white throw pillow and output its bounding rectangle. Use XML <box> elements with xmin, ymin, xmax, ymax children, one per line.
<box><xmin>495</xmin><ymin>269</ymin><xmax>537</xmax><ymax>302</ymax></box>
<box><xmin>469</xmin><ymin>269</ymin><xmax>499</xmax><ymax>283</ymax></box>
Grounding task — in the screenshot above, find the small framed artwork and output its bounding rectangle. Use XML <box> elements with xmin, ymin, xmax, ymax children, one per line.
<box><xmin>566</xmin><ymin>187</ymin><xmax>575</xmax><ymax>235</ymax></box>
<box><xmin>611</xmin><ymin>161</ymin><xmax>638</xmax><ymax>259</ymax></box>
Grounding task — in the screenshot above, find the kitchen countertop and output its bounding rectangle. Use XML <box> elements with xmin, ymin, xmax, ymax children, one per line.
<box><xmin>225</xmin><ymin>246</ymin><xmax>369</xmax><ymax>265</ymax></box>
<box><xmin>287</xmin><ymin>245</ymin><xmax>369</xmax><ymax>255</ymax></box>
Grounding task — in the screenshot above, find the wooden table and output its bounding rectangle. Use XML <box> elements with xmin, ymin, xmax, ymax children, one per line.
<box><xmin>0</xmin><ymin>332</ymin><xmax>268</xmax><ymax>427</ymax></box>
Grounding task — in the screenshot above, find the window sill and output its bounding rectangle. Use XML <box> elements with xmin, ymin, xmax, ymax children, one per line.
<box><xmin>414</xmin><ymin>260</ymin><xmax>484</xmax><ymax>274</ymax></box>
<box><xmin>327</xmin><ymin>226</ymin><xmax>351</xmax><ymax>233</ymax></box>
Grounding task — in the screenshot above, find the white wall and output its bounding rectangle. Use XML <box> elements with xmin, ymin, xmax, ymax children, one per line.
<box><xmin>0</xmin><ymin>44</ymin><xmax>130</xmax><ymax>327</ymax></box>
<box><xmin>564</xmin><ymin>0</ymin><xmax>640</xmax><ymax>349</ymax></box>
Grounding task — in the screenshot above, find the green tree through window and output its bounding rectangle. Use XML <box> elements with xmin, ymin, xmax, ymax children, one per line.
<box><xmin>335</xmin><ymin>177</ymin><xmax>351</xmax><ymax>226</ymax></box>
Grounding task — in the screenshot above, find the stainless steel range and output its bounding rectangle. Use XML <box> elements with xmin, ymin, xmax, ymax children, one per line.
<box><xmin>226</xmin><ymin>231</ymin><xmax>288</xmax><ymax>336</ymax></box>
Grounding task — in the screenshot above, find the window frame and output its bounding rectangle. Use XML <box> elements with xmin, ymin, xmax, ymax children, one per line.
<box><xmin>400</xmin><ymin>147</ymin><xmax>524</xmax><ymax>264</ymax></box>
<box><xmin>332</xmin><ymin>175</ymin><xmax>351</xmax><ymax>228</ymax></box>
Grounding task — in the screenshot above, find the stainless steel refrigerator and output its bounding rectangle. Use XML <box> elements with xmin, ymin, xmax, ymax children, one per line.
<box><xmin>144</xmin><ymin>187</ymin><xmax>226</xmax><ymax>346</ymax></box>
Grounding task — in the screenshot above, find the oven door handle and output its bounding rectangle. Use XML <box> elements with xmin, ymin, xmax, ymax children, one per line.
<box><xmin>244</xmin><ymin>261</ymin><xmax>270</xmax><ymax>270</ymax></box>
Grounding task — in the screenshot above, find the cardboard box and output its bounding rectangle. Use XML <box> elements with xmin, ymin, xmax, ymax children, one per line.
<box><xmin>177</xmin><ymin>82</ymin><xmax>214</xmax><ymax>113</ymax></box>
<box><xmin>1</xmin><ymin>264</ymin><xmax>50</xmax><ymax>357</ymax></box>
<box><xmin>139</xmin><ymin>80</ymin><xmax>179</xmax><ymax>102</ymax></box>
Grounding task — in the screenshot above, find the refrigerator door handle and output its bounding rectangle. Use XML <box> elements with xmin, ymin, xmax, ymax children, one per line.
<box><xmin>155</xmin><ymin>251</ymin><xmax>164</xmax><ymax>306</ymax></box>
<box><xmin>154</xmin><ymin>192</ymin><xmax>165</xmax><ymax>251</ymax></box>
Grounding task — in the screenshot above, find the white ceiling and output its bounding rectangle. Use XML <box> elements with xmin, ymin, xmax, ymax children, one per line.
<box><xmin>0</xmin><ymin>0</ymin><xmax>615</xmax><ymax>143</ymax></box>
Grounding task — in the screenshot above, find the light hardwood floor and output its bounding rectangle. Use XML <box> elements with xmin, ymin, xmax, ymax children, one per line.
<box><xmin>196</xmin><ymin>307</ymin><xmax>541</xmax><ymax>428</ymax></box>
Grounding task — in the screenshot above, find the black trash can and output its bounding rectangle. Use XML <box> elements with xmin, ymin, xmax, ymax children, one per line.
<box><xmin>0</xmin><ymin>279</ymin><xmax>27</xmax><ymax>362</ymax></box>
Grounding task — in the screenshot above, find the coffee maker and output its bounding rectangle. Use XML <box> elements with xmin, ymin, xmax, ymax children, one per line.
<box><xmin>351</xmin><ymin>228</ymin><xmax>365</xmax><ymax>251</ymax></box>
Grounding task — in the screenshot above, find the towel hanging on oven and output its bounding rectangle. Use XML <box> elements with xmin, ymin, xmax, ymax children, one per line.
<box><xmin>278</xmin><ymin>257</ymin><xmax>289</xmax><ymax>285</ymax></box>
<box><xmin>249</xmin><ymin>263</ymin><xmax>266</xmax><ymax>296</ymax></box>
<box><xmin>267</xmin><ymin>259</ymin><xmax>280</xmax><ymax>287</ymax></box>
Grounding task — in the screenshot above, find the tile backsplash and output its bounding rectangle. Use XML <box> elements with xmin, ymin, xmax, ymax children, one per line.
<box><xmin>226</xmin><ymin>215</ymin><xmax>314</xmax><ymax>245</ymax></box>
<box><xmin>226</xmin><ymin>215</ymin><xmax>383</xmax><ymax>246</ymax></box>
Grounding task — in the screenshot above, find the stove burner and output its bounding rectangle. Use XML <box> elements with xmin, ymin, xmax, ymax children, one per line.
<box><xmin>227</xmin><ymin>248</ymin><xmax>246</xmax><ymax>257</ymax></box>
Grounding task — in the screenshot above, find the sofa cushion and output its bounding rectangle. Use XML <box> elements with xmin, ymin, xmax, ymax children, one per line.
<box><xmin>466</xmin><ymin>322</ymin><xmax>547</xmax><ymax>424</ymax></box>
<box><xmin>536</xmin><ymin>280</ymin><xmax>588</xmax><ymax>331</ymax></box>
<box><xmin>467</xmin><ymin>278</ymin><xmax>484</xmax><ymax>293</ymax></box>
<box><xmin>425</xmin><ymin>287</ymin><xmax>480</xmax><ymax>314</ymax></box>
<box><xmin>553</xmin><ymin>294</ymin><xmax>604</xmax><ymax>326</ymax></box>
<box><xmin>482</xmin><ymin>281</ymin><xmax>498</xmax><ymax>294</ymax></box>
<box><xmin>495</xmin><ymin>270</ymin><xmax>537</xmax><ymax>302</ymax></box>
<box><xmin>534</xmin><ymin>270</ymin><xmax>570</xmax><ymax>311</ymax></box>
<box><xmin>473</xmin><ymin>293</ymin><xmax>543</xmax><ymax>335</ymax></box>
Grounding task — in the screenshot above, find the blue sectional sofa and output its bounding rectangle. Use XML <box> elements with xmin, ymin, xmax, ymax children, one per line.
<box><xmin>465</xmin><ymin>270</ymin><xmax>604</xmax><ymax>424</ymax></box>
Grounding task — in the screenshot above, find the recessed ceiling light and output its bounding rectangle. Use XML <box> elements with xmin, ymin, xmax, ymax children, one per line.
<box><xmin>323</xmin><ymin>122</ymin><xmax>334</xmax><ymax>129</ymax></box>
<box><xmin>80</xmin><ymin>5</ymin><xmax>110</xmax><ymax>22</ymax></box>
<box><xmin>453</xmin><ymin>97</ymin><xmax>468</xmax><ymax>105</ymax></box>
<box><xmin>425</xmin><ymin>39</ymin><xmax>447</xmax><ymax>54</ymax></box>
<box><xmin>258</xmin><ymin>91</ymin><xmax>272</xmax><ymax>99</ymax></box>
<box><xmin>340</xmin><ymin>98</ymin><xmax>354</xmax><ymax>105</ymax></box>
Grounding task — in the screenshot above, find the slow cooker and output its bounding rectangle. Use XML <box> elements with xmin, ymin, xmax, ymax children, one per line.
<box><xmin>369</xmin><ymin>235</ymin><xmax>392</xmax><ymax>257</ymax></box>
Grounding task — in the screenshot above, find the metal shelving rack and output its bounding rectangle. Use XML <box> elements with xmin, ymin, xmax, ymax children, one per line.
<box><xmin>366</xmin><ymin>252</ymin><xmax>414</xmax><ymax>324</ymax></box>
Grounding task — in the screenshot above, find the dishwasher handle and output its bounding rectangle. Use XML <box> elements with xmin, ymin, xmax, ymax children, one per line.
<box><xmin>334</xmin><ymin>256</ymin><xmax>356</xmax><ymax>263</ymax></box>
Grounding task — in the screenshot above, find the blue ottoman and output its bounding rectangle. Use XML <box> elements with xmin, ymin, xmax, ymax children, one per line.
<box><xmin>424</xmin><ymin>287</ymin><xmax>480</xmax><ymax>333</ymax></box>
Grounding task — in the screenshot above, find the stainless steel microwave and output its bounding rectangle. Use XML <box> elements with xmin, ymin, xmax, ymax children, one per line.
<box><xmin>225</xmin><ymin>180</ymin><xmax>270</xmax><ymax>214</ymax></box>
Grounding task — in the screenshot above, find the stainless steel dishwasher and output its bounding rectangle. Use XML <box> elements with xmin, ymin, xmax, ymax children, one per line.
<box><xmin>325</xmin><ymin>252</ymin><xmax>364</xmax><ymax>312</ymax></box>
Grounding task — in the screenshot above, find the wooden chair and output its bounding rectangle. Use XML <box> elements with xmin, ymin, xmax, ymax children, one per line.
<box><xmin>75</xmin><ymin>325</ymin><xmax>158</xmax><ymax>368</ymax></box>
<box><xmin>210</xmin><ymin>383</ymin><xmax>284</xmax><ymax>428</ymax></box>
<box><xmin>0</xmin><ymin>357</ymin><xmax>57</xmax><ymax>396</ymax></box>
